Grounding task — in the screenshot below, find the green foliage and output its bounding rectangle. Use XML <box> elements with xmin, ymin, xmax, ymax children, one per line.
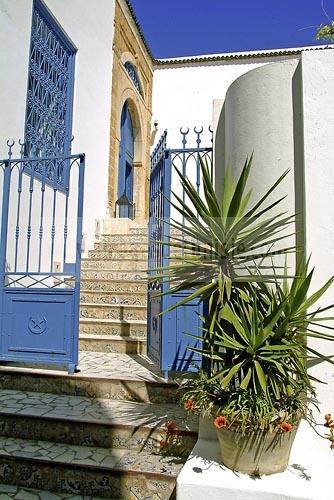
<box><xmin>316</xmin><ymin>22</ymin><xmax>334</xmax><ymax>42</ymax></box>
<box><xmin>156</xmin><ymin>155</ymin><xmax>334</xmax><ymax>430</ymax></box>
<box><xmin>151</xmin><ymin>156</ymin><xmax>294</xmax><ymax>315</ymax></box>
<box><xmin>179</xmin><ymin>370</ymin><xmax>307</xmax><ymax>434</ymax></box>
<box><xmin>195</xmin><ymin>265</ymin><xmax>334</xmax><ymax>401</ymax></box>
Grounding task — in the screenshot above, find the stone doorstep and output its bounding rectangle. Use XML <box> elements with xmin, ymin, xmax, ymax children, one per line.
<box><xmin>80</xmin><ymin>303</ymin><xmax>147</xmax><ymax>321</ymax></box>
<box><xmin>94</xmin><ymin>243</ymin><xmax>148</xmax><ymax>252</ymax></box>
<box><xmin>79</xmin><ymin>318</ymin><xmax>146</xmax><ymax>326</ymax></box>
<box><xmin>79</xmin><ymin>334</ymin><xmax>146</xmax><ymax>355</ymax></box>
<box><xmin>98</xmin><ymin>236</ymin><xmax>148</xmax><ymax>245</ymax></box>
<box><xmin>0</xmin><ymin>484</ymin><xmax>106</xmax><ymax>499</ymax></box>
<box><xmin>0</xmin><ymin>437</ymin><xmax>179</xmax><ymax>498</ymax></box>
<box><xmin>79</xmin><ymin>318</ymin><xmax>147</xmax><ymax>339</ymax></box>
<box><xmin>0</xmin><ymin>390</ymin><xmax>197</xmax><ymax>451</ymax></box>
<box><xmin>0</xmin><ymin>352</ymin><xmax>179</xmax><ymax>403</ymax></box>
<box><xmin>86</xmin><ymin>250</ymin><xmax>148</xmax><ymax>259</ymax></box>
<box><xmin>80</xmin><ymin>269</ymin><xmax>147</xmax><ymax>280</ymax></box>
<box><xmin>78</xmin><ymin>279</ymin><xmax>148</xmax><ymax>293</ymax></box>
<box><xmin>80</xmin><ymin>291</ymin><xmax>147</xmax><ymax>307</ymax></box>
<box><xmin>81</xmin><ymin>260</ymin><xmax>148</xmax><ymax>271</ymax></box>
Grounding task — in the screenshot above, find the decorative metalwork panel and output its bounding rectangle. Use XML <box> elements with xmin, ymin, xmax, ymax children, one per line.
<box><xmin>124</xmin><ymin>61</ymin><xmax>143</xmax><ymax>96</ymax></box>
<box><xmin>0</xmin><ymin>145</ymin><xmax>85</xmax><ymax>373</ymax></box>
<box><xmin>147</xmin><ymin>128</ymin><xmax>213</xmax><ymax>372</ymax></box>
<box><xmin>24</xmin><ymin>0</ymin><xmax>76</xmax><ymax>179</ymax></box>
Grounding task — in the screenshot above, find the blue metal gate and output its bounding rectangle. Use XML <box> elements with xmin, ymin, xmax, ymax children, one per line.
<box><xmin>148</xmin><ymin>128</ymin><xmax>212</xmax><ymax>373</ymax></box>
<box><xmin>0</xmin><ymin>142</ymin><xmax>85</xmax><ymax>373</ymax></box>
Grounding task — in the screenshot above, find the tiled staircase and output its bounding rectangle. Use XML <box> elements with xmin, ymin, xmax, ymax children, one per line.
<box><xmin>0</xmin><ymin>226</ymin><xmax>198</xmax><ymax>499</ymax></box>
<box><xmin>79</xmin><ymin>227</ymin><xmax>148</xmax><ymax>356</ymax></box>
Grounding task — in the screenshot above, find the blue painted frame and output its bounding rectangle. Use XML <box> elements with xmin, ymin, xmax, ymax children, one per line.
<box><xmin>0</xmin><ymin>152</ymin><xmax>85</xmax><ymax>373</ymax></box>
<box><xmin>148</xmin><ymin>129</ymin><xmax>213</xmax><ymax>373</ymax></box>
<box><xmin>117</xmin><ymin>101</ymin><xmax>134</xmax><ymax>216</ymax></box>
<box><xmin>24</xmin><ymin>0</ymin><xmax>77</xmax><ymax>191</ymax></box>
<box><xmin>124</xmin><ymin>61</ymin><xmax>143</xmax><ymax>97</ymax></box>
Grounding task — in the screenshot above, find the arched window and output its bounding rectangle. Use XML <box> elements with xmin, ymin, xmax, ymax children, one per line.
<box><xmin>124</xmin><ymin>61</ymin><xmax>143</xmax><ymax>96</ymax></box>
<box><xmin>116</xmin><ymin>101</ymin><xmax>135</xmax><ymax>218</ymax></box>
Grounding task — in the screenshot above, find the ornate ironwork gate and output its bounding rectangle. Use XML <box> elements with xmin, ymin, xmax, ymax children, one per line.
<box><xmin>0</xmin><ymin>143</ymin><xmax>84</xmax><ymax>373</ymax></box>
<box><xmin>148</xmin><ymin>128</ymin><xmax>212</xmax><ymax>373</ymax></box>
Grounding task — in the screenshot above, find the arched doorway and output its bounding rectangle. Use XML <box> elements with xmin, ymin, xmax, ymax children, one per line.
<box><xmin>116</xmin><ymin>101</ymin><xmax>134</xmax><ymax>218</ymax></box>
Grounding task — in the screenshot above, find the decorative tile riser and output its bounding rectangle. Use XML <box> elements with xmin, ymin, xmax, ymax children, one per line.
<box><xmin>80</xmin><ymin>291</ymin><xmax>147</xmax><ymax>306</ymax></box>
<box><xmin>80</xmin><ymin>305</ymin><xmax>147</xmax><ymax>321</ymax></box>
<box><xmin>129</xmin><ymin>227</ymin><xmax>148</xmax><ymax>235</ymax></box>
<box><xmin>80</xmin><ymin>323</ymin><xmax>147</xmax><ymax>338</ymax></box>
<box><xmin>0</xmin><ymin>457</ymin><xmax>176</xmax><ymax>499</ymax></box>
<box><xmin>100</xmin><ymin>235</ymin><xmax>148</xmax><ymax>244</ymax></box>
<box><xmin>0</xmin><ymin>374</ymin><xmax>178</xmax><ymax>404</ymax></box>
<box><xmin>81</xmin><ymin>259</ymin><xmax>147</xmax><ymax>271</ymax></box>
<box><xmin>0</xmin><ymin>415</ymin><xmax>196</xmax><ymax>457</ymax></box>
<box><xmin>81</xmin><ymin>269</ymin><xmax>147</xmax><ymax>281</ymax></box>
<box><xmin>87</xmin><ymin>250</ymin><xmax>148</xmax><ymax>260</ymax></box>
<box><xmin>94</xmin><ymin>242</ymin><xmax>148</xmax><ymax>252</ymax></box>
<box><xmin>80</xmin><ymin>280</ymin><xmax>147</xmax><ymax>293</ymax></box>
<box><xmin>79</xmin><ymin>337</ymin><xmax>146</xmax><ymax>355</ymax></box>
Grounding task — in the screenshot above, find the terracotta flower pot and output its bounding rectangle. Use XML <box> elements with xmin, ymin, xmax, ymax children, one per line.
<box><xmin>216</xmin><ymin>424</ymin><xmax>298</xmax><ymax>475</ymax></box>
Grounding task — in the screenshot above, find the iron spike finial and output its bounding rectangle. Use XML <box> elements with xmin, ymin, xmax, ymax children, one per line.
<box><xmin>19</xmin><ymin>139</ymin><xmax>25</xmax><ymax>158</ymax></box>
<box><xmin>6</xmin><ymin>139</ymin><xmax>15</xmax><ymax>159</ymax></box>
<box><xmin>209</xmin><ymin>125</ymin><xmax>213</xmax><ymax>144</ymax></box>
<box><xmin>180</xmin><ymin>127</ymin><xmax>189</xmax><ymax>149</ymax></box>
<box><xmin>194</xmin><ymin>126</ymin><xmax>203</xmax><ymax>149</ymax></box>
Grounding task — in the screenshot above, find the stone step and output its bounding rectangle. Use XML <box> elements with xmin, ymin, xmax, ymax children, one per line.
<box><xmin>94</xmin><ymin>241</ymin><xmax>148</xmax><ymax>252</ymax></box>
<box><xmin>0</xmin><ymin>351</ymin><xmax>178</xmax><ymax>403</ymax></box>
<box><xmin>129</xmin><ymin>227</ymin><xmax>148</xmax><ymax>235</ymax></box>
<box><xmin>0</xmin><ymin>389</ymin><xmax>197</xmax><ymax>453</ymax></box>
<box><xmin>0</xmin><ymin>484</ymin><xmax>105</xmax><ymax>499</ymax></box>
<box><xmin>79</xmin><ymin>334</ymin><xmax>146</xmax><ymax>354</ymax></box>
<box><xmin>79</xmin><ymin>279</ymin><xmax>147</xmax><ymax>294</ymax></box>
<box><xmin>80</xmin><ymin>268</ymin><xmax>147</xmax><ymax>280</ymax></box>
<box><xmin>87</xmin><ymin>250</ymin><xmax>148</xmax><ymax>260</ymax></box>
<box><xmin>0</xmin><ymin>435</ymin><xmax>182</xmax><ymax>498</ymax></box>
<box><xmin>81</xmin><ymin>258</ymin><xmax>147</xmax><ymax>271</ymax></box>
<box><xmin>80</xmin><ymin>290</ymin><xmax>147</xmax><ymax>306</ymax></box>
<box><xmin>100</xmin><ymin>234</ymin><xmax>148</xmax><ymax>244</ymax></box>
<box><xmin>80</xmin><ymin>303</ymin><xmax>147</xmax><ymax>321</ymax></box>
<box><xmin>79</xmin><ymin>318</ymin><xmax>147</xmax><ymax>338</ymax></box>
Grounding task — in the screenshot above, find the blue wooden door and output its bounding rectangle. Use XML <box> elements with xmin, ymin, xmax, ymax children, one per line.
<box><xmin>117</xmin><ymin>102</ymin><xmax>134</xmax><ymax>217</ymax></box>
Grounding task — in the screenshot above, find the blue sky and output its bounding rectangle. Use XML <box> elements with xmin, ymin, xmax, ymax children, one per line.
<box><xmin>130</xmin><ymin>0</ymin><xmax>334</xmax><ymax>58</ymax></box>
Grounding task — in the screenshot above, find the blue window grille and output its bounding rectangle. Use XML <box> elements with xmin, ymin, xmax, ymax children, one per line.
<box><xmin>24</xmin><ymin>0</ymin><xmax>76</xmax><ymax>188</ymax></box>
<box><xmin>124</xmin><ymin>61</ymin><xmax>143</xmax><ymax>96</ymax></box>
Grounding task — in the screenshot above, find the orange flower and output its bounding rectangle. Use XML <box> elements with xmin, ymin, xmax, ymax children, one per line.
<box><xmin>214</xmin><ymin>416</ymin><xmax>229</xmax><ymax>429</ymax></box>
<box><xmin>165</xmin><ymin>420</ymin><xmax>177</xmax><ymax>432</ymax></box>
<box><xmin>280</xmin><ymin>422</ymin><xmax>293</xmax><ymax>433</ymax></box>
<box><xmin>184</xmin><ymin>399</ymin><xmax>194</xmax><ymax>410</ymax></box>
<box><xmin>325</xmin><ymin>414</ymin><xmax>334</xmax><ymax>427</ymax></box>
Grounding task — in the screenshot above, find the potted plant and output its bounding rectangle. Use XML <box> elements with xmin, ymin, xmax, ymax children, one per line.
<box><xmin>153</xmin><ymin>156</ymin><xmax>334</xmax><ymax>475</ymax></box>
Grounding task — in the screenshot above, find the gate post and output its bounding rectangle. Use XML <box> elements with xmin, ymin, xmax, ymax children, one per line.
<box><xmin>0</xmin><ymin>160</ymin><xmax>12</xmax><ymax>348</ymax></box>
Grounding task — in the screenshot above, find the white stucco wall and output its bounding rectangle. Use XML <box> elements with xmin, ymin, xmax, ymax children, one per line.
<box><xmin>300</xmin><ymin>50</ymin><xmax>334</xmax><ymax>410</ymax></box>
<box><xmin>214</xmin><ymin>58</ymin><xmax>299</xmax><ymax>217</ymax></box>
<box><xmin>213</xmin><ymin>49</ymin><xmax>334</xmax><ymax>412</ymax></box>
<box><xmin>152</xmin><ymin>54</ymin><xmax>300</xmax><ymax>151</ymax></box>
<box><xmin>0</xmin><ymin>0</ymin><xmax>115</xmax><ymax>251</ymax></box>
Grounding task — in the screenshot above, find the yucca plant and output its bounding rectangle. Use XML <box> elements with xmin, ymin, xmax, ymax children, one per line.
<box><xmin>154</xmin><ymin>156</ymin><xmax>295</xmax><ymax>330</ymax></box>
<box><xmin>191</xmin><ymin>263</ymin><xmax>334</xmax><ymax>399</ymax></box>
<box><xmin>153</xmin><ymin>155</ymin><xmax>334</xmax><ymax>457</ymax></box>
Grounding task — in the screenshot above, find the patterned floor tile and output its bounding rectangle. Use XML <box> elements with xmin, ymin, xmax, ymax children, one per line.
<box><xmin>0</xmin><ymin>485</ymin><xmax>105</xmax><ymax>499</ymax></box>
<box><xmin>0</xmin><ymin>352</ymin><xmax>166</xmax><ymax>383</ymax></box>
<box><xmin>0</xmin><ymin>389</ymin><xmax>197</xmax><ymax>434</ymax></box>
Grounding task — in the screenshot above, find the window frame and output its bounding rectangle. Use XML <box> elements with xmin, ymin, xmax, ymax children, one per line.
<box><xmin>23</xmin><ymin>0</ymin><xmax>77</xmax><ymax>191</ymax></box>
